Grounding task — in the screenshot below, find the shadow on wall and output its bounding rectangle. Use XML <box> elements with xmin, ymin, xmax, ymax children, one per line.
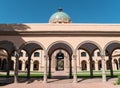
<box><xmin>0</xmin><ymin>24</ymin><xmax>30</xmax><ymax>31</ymax></box>
<box><xmin>0</xmin><ymin>24</ymin><xmax>31</xmax><ymax>48</ymax></box>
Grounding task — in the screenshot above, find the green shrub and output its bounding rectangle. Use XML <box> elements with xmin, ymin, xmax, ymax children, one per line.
<box><xmin>116</xmin><ymin>75</ymin><xmax>120</xmax><ymax>85</ymax></box>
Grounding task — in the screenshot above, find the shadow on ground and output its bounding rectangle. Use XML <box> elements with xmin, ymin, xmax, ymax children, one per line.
<box><xmin>0</xmin><ymin>77</ymin><xmax>43</xmax><ymax>86</ymax></box>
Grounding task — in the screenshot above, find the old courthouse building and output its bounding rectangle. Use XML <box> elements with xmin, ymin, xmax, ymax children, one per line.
<box><xmin>0</xmin><ymin>8</ymin><xmax>120</xmax><ymax>83</ymax></box>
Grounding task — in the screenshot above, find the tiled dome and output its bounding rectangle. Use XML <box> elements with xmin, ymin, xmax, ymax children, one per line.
<box><xmin>49</xmin><ymin>8</ymin><xmax>71</xmax><ymax>23</ymax></box>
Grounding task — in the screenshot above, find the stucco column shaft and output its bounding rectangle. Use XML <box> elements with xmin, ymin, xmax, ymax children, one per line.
<box><xmin>14</xmin><ymin>60</ymin><xmax>16</xmax><ymax>70</ymax></box>
<box><xmin>30</xmin><ymin>61</ymin><xmax>33</xmax><ymax>71</ymax></box>
<box><xmin>87</xmin><ymin>62</ymin><xmax>89</xmax><ymax>71</ymax></box>
<box><xmin>14</xmin><ymin>51</ymin><xmax>19</xmax><ymax>83</ymax></box>
<box><xmin>101</xmin><ymin>55</ymin><xmax>106</xmax><ymax>82</ymax></box>
<box><xmin>22</xmin><ymin>61</ymin><xmax>25</xmax><ymax>71</ymax></box>
<box><xmin>95</xmin><ymin>61</ymin><xmax>98</xmax><ymax>71</ymax></box>
<box><xmin>73</xmin><ymin>54</ymin><xmax>77</xmax><ymax>83</ymax></box>
<box><xmin>43</xmin><ymin>55</ymin><xmax>47</xmax><ymax>83</ymax></box>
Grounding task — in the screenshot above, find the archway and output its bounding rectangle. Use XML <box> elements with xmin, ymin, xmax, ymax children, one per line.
<box><xmin>76</xmin><ymin>41</ymin><xmax>102</xmax><ymax>78</ymax></box>
<box><xmin>47</xmin><ymin>42</ymin><xmax>73</xmax><ymax>78</ymax></box>
<box><xmin>19</xmin><ymin>41</ymin><xmax>45</xmax><ymax>79</ymax></box>
<box><xmin>33</xmin><ymin>60</ymin><xmax>39</xmax><ymax>71</ymax></box>
<box><xmin>81</xmin><ymin>60</ymin><xmax>87</xmax><ymax>70</ymax></box>
<box><xmin>55</xmin><ymin>50</ymin><xmax>64</xmax><ymax>71</ymax></box>
<box><xmin>104</xmin><ymin>41</ymin><xmax>120</xmax><ymax>77</ymax></box>
<box><xmin>0</xmin><ymin>40</ymin><xmax>16</xmax><ymax>78</ymax></box>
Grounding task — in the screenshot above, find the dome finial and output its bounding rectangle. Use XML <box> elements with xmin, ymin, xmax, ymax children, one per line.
<box><xmin>58</xmin><ymin>7</ymin><xmax>62</xmax><ymax>12</ymax></box>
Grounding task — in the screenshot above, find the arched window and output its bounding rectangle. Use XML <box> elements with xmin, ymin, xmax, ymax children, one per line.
<box><xmin>81</xmin><ymin>60</ymin><xmax>87</xmax><ymax>70</ymax></box>
<box><xmin>97</xmin><ymin>52</ymin><xmax>100</xmax><ymax>56</ymax></box>
<box><xmin>34</xmin><ymin>52</ymin><xmax>40</xmax><ymax>57</ymax></box>
<box><xmin>81</xmin><ymin>52</ymin><xmax>86</xmax><ymax>57</ymax></box>
<box><xmin>56</xmin><ymin>51</ymin><xmax>64</xmax><ymax>59</ymax></box>
<box><xmin>33</xmin><ymin>60</ymin><xmax>39</xmax><ymax>70</ymax></box>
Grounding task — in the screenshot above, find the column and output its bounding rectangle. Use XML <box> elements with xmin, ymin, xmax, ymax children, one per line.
<box><xmin>14</xmin><ymin>51</ymin><xmax>19</xmax><ymax>83</ymax></box>
<box><xmin>30</xmin><ymin>60</ymin><xmax>33</xmax><ymax>71</ymax></box>
<box><xmin>22</xmin><ymin>61</ymin><xmax>25</xmax><ymax>71</ymax></box>
<box><xmin>95</xmin><ymin>61</ymin><xmax>98</xmax><ymax>71</ymax></box>
<box><xmin>43</xmin><ymin>55</ymin><xmax>48</xmax><ymax>83</ymax></box>
<box><xmin>13</xmin><ymin>59</ymin><xmax>16</xmax><ymax>70</ymax></box>
<box><xmin>101</xmin><ymin>55</ymin><xmax>106</xmax><ymax>82</ymax></box>
<box><xmin>72</xmin><ymin>54</ymin><xmax>77</xmax><ymax>83</ymax></box>
<box><xmin>87</xmin><ymin>61</ymin><xmax>89</xmax><ymax>71</ymax></box>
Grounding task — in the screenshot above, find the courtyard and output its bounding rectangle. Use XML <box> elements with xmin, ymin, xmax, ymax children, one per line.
<box><xmin>0</xmin><ymin>70</ymin><xmax>120</xmax><ymax>88</ymax></box>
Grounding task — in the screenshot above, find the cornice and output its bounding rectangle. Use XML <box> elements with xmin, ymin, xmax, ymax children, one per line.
<box><xmin>0</xmin><ymin>31</ymin><xmax>120</xmax><ymax>37</ymax></box>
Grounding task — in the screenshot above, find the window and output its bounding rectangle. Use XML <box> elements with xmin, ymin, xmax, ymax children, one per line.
<box><xmin>81</xmin><ymin>52</ymin><xmax>86</xmax><ymax>57</ymax></box>
<box><xmin>34</xmin><ymin>52</ymin><xmax>40</xmax><ymax>57</ymax></box>
<box><xmin>97</xmin><ymin>52</ymin><xmax>100</xmax><ymax>56</ymax></box>
<box><xmin>56</xmin><ymin>51</ymin><xmax>64</xmax><ymax>59</ymax></box>
<box><xmin>19</xmin><ymin>52</ymin><xmax>23</xmax><ymax>57</ymax></box>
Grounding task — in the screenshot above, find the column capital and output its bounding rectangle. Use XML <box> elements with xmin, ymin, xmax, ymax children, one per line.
<box><xmin>72</xmin><ymin>54</ymin><xmax>77</xmax><ymax>59</ymax></box>
<box><xmin>44</xmin><ymin>54</ymin><xmax>48</xmax><ymax>58</ymax></box>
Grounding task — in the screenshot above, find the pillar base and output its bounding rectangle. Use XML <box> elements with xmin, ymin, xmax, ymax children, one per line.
<box><xmin>43</xmin><ymin>80</ymin><xmax>47</xmax><ymax>83</ymax></box>
<box><xmin>72</xmin><ymin>80</ymin><xmax>77</xmax><ymax>83</ymax></box>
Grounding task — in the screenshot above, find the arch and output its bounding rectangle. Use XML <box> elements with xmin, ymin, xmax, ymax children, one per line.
<box><xmin>103</xmin><ymin>41</ymin><xmax>120</xmax><ymax>77</ymax></box>
<box><xmin>75</xmin><ymin>40</ymin><xmax>102</xmax><ymax>55</ymax></box>
<box><xmin>47</xmin><ymin>41</ymin><xmax>73</xmax><ymax>78</ymax></box>
<box><xmin>81</xmin><ymin>60</ymin><xmax>87</xmax><ymax>70</ymax></box>
<box><xmin>47</xmin><ymin>41</ymin><xmax>74</xmax><ymax>56</ymax></box>
<box><xmin>0</xmin><ymin>40</ymin><xmax>16</xmax><ymax>55</ymax></box>
<box><xmin>103</xmin><ymin>40</ymin><xmax>120</xmax><ymax>55</ymax></box>
<box><xmin>33</xmin><ymin>60</ymin><xmax>39</xmax><ymax>70</ymax></box>
<box><xmin>19</xmin><ymin>41</ymin><xmax>45</xmax><ymax>79</ymax></box>
<box><xmin>19</xmin><ymin>41</ymin><xmax>45</xmax><ymax>55</ymax></box>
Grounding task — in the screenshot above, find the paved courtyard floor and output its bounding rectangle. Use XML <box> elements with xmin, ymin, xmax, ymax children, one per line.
<box><xmin>0</xmin><ymin>78</ymin><xmax>119</xmax><ymax>88</ymax></box>
<box><xmin>0</xmin><ymin>71</ymin><xmax>120</xmax><ymax>88</ymax></box>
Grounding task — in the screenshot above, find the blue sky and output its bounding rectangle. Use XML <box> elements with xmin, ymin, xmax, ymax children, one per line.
<box><xmin>0</xmin><ymin>0</ymin><xmax>120</xmax><ymax>23</ymax></box>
